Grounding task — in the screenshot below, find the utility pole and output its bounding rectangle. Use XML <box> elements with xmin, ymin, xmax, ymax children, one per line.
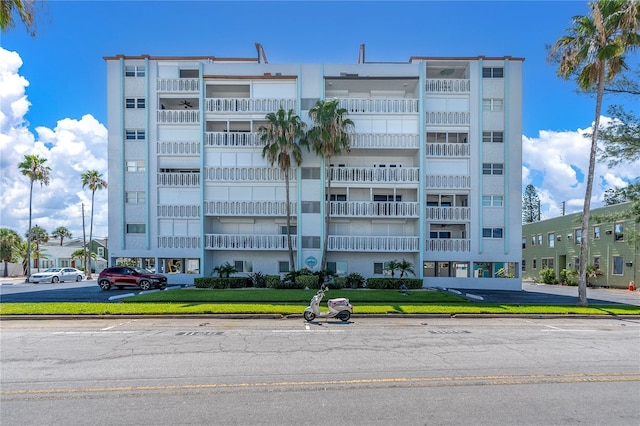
<box><xmin>561</xmin><ymin>201</ymin><xmax>566</xmax><ymax>216</ymax></box>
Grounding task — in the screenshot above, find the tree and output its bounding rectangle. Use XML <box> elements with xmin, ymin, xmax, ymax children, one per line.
<box><xmin>51</xmin><ymin>226</ymin><xmax>72</xmax><ymax>246</ymax></box>
<box><xmin>598</xmin><ymin>104</ymin><xmax>640</xmax><ymax>166</ymax></box>
<box><xmin>0</xmin><ymin>0</ymin><xmax>42</xmax><ymax>37</ymax></box>
<box><xmin>81</xmin><ymin>170</ymin><xmax>107</xmax><ymax>279</ymax></box>
<box><xmin>213</xmin><ymin>262</ymin><xmax>237</xmax><ymax>278</ymax></box>
<box><xmin>549</xmin><ymin>0</ymin><xmax>640</xmax><ymax>306</ymax></box>
<box><xmin>384</xmin><ymin>259</ymin><xmax>401</xmax><ymax>279</ymax></box>
<box><xmin>398</xmin><ymin>259</ymin><xmax>416</xmax><ymax>279</ymax></box>
<box><xmin>306</xmin><ymin>99</ymin><xmax>355</xmax><ymax>270</ymax></box>
<box><xmin>18</xmin><ymin>154</ymin><xmax>51</xmax><ymax>278</ymax></box>
<box><xmin>71</xmin><ymin>248</ymin><xmax>95</xmax><ymax>270</ymax></box>
<box><xmin>258</xmin><ymin>108</ymin><xmax>307</xmax><ymax>271</ymax></box>
<box><xmin>25</xmin><ymin>225</ymin><xmax>47</xmax><ymax>271</ymax></box>
<box><xmin>522</xmin><ymin>184</ymin><xmax>541</xmax><ymax>223</ymax></box>
<box><xmin>0</xmin><ymin>228</ymin><xmax>22</xmax><ymax>277</ymax></box>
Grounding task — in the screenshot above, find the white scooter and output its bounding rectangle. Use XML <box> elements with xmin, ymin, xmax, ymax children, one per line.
<box><xmin>303</xmin><ymin>285</ymin><xmax>353</xmax><ymax>322</ymax></box>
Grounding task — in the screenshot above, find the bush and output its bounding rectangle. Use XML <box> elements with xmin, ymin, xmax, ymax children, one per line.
<box><xmin>560</xmin><ymin>269</ymin><xmax>578</xmax><ymax>286</ymax></box>
<box><xmin>265</xmin><ymin>275</ymin><xmax>282</xmax><ymax>289</ymax></box>
<box><xmin>248</xmin><ymin>272</ymin><xmax>267</xmax><ymax>288</ymax></box>
<box><xmin>539</xmin><ymin>267</ymin><xmax>557</xmax><ymax>285</ymax></box>
<box><xmin>295</xmin><ymin>274</ymin><xmax>319</xmax><ymax>289</ymax></box>
<box><xmin>366</xmin><ymin>278</ymin><xmax>422</xmax><ymax>289</ymax></box>
<box><xmin>194</xmin><ymin>277</ymin><xmax>251</xmax><ymax>289</ymax></box>
<box><xmin>345</xmin><ymin>272</ymin><xmax>366</xmax><ymax>289</ymax></box>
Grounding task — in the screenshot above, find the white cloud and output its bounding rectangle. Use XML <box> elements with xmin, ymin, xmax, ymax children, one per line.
<box><xmin>0</xmin><ymin>47</ymin><xmax>109</xmax><ymax>241</ymax></box>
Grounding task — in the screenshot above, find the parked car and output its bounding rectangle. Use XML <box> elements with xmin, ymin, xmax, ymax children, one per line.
<box><xmin>29</xmin><ymin>267</ymin><xmax>85</xmax><ymax>283</ymax></box>
<box><xmin>97</xmin><ymin>266</ymin><xmax>168</xmax><ymax>291</ymax></box>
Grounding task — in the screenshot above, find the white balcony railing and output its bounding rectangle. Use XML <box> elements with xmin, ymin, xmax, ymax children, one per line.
<box><xmin>156</xmin><ymin>78</ymin><xmax>199</xmax><ymax>92</ymax></box>
<box><xmin>157</xmin><ymin>205</ymin><xmax>200</xmax><ymax>218</ymax></box>
<box><xmin>204</xmin><ymin>98</ymin><xmax>296</xmax><ymax>113</ymax></box>
<box><xmin>204</xmin><ymin>167</ymin><xmax>293</xmax><ymax>182</ymax></box>
<box><xmin>205</xmin><ymin>234</ymin><xmax>295</xmax><ymax>250</ymax></box>
<box><xmin>425</xmin><ymin>175</ymin><xmax>471</xmax><ymax>189</ymax></box>
<box><xmin>157</xmin><ymin>110</ymin><xmax>200</xmax><ymax>124</ymax></box>
<box><xmin>157</xmin><ymin>141</ymin><xmax>200</xmax><ymax>155</ymax></box>
<box><xmin>328</xmin><ymin>235</ymin><xmax>420</xmax><ymax>252</ymax></box>
<box><xmin>157</xmin><ymin>236</ymin><xmax>201</xmax><ymax>249</ymax></box>
<box><xmin>204</xmin><ymin>132</ymin><xmax>263</xmax><ymax>147</ymax></box>
<box><xmin>337</xmin><ymin>98</ymin><xmax>419</xmax><ymax>114</ymax></box>
<box><xmin>157</xmin><ymin>173</ymin><xmax>200</xmax><ymax>186</ymax></box>
<box><xmin>425</xmin><ymin>143</ymin><xmax>470</xmax><ymax>157</ymax></box>
<box><xmin>330</xmin><ymin>167</ymin><xmax>420</xmax><ymax>184</ymax></box>
<box><xmin>425</xmin><ymin>111</ymin><xmax>470</xmax><ymax>125</ymax></box>
<box><xmin>330</xmin><ymin>201</ymin><xmax>419</xmax><ymax>218</ymax></box>
<box><xmin>425</xmin><ymin>79</ymin><xmax>470</xmax><ymax>93</ymax></box>
<box><xmin>425</xmin><ymin>207</ymin><xmax>471</xmax><ymax>221</ymax></box>
<box><xmin>426</xmin><ymin>238</ymin><xmax>471</xmax><ymax>252</ymax></box>
<box><xmin>204</xmin><ymin>201</ymin><xmax>295</xmax><ymax>216</ymax></box>
<box><xmin>349</xmin><ymin>133</ymin><xmax>419</xmax><ymax>149</ymax></box>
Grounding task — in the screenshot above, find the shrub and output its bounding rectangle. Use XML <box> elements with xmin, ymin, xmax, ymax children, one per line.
<box><xmin>295</xmin><ymin>274</ymin><xmax>319</xmax><ymax>289</ymax></box>
<box><xmin>345</xmin><ymin>272</ymin><xmax>366</xmax><ymax>289</ymax></box>
<box><xmin>334</xmin><ymin>277</ymin><xmax>347</xmax><ymax>289</ymax></box>
<box><xmin>194</xmin><ymin>277</ymin><xmax>251</xmax><ymax>289</ymax></box>
<box><xmin>366</xmin><ymin>278</ymin><xmax>422</xmax><ymax>289</ymax></box>
<box><xmin>265</xmin><ymin>275</ymin><xmax>282</xmax><ymax>289</ymax></box>
<box><xmin>560</xmin><ymin>269</ymin><xmax>578</xmax><ymax>286</ymax></box>
<box><xmin>248</xmin><ymin>272</ymin><xmax>267</xmax><ymax>288</ymax></box>
<box><xmin>539</xmin><ymin>267</ymin><xmax>557</xmax><ymax>284</ymax></box>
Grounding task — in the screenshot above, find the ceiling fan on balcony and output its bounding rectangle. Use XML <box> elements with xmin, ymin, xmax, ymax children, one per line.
<box><xmin>180</xmin><ymin>100</ymin><xmax>193</xmax><ymax>108</ymax></box>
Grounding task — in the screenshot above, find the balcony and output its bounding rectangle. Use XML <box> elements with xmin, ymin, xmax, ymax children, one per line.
<box><xmin>328</xmin><ymin>235</ymin><xmax>419</xmax><ymax>252</ymax></box>
<box><xmin>204</xmin><ymin>132</ymin><xmax>263</xmax><ymax>147</ymax></box>
<box><xmin>349</xmin><ymin>133</ymin><xmax>419</xmax><ymax>150</ymax></box>
<box><xmin>157</xmin><ymin>236</ymin><xmax>201</xmax><ymax>249</ymax></box>
<box><xmin>157</xmin><ymin>141</ymin><xmax>200</xmax><ymax>155</ymax></box>
<box><xmin>426</xmin><ymin>238</ymin><xmax>471</xmax><ymax>252</ymax></box>
<box><xmin>425</xmin><ymin>143</ymin><xmax>470</xmax><ymax>157</ymax></box>
<box><xmin>425</xmin><ymin>111</ymin><xmax>470</xmax><ymax>125</ymax></box>
<box><xmin>204</xmin><ymin>201</ymin><xmax>295</xmax><ymax>216</ymax></box>
<box><xmin>330</xmin><ymin>167</ymin><xmax>420</xmax><ymax>184</ymax></box>
<box><xmin>330</xmin><ymin>201</ymin><xmax>419</xmax><ymax>218</ymax></box>
<box><xmin>425</xmin><ymin>207</ymin><xmax>471</xmax><ymax>221</ymax></box>
<box><xmin>337</xmin><ymin>98</ymin><xmax>419</xmax><ymax>114</ymax></box>
<box><xmin>425</xmin><ymin>175</ymin><xmax>471</xmax><ymax>189</ymax></box>
<box><xmin>157</xmin><ymin>205</ymin><xmax>200</xmax><ymax>218</ymax></box>
<box><xmin>204</xmin><ymin>234</ymin><xmax>295</xmax><ymax>250</ymax></box>
<box><xmin>156</xmin><ymin>78</ymin><xmax>199</xmax><ymax>92</ymax></box>
<box><xmin>204</xmin><ymin>98</ymin><xmax>296</xmax><ymax>113</ymax></box>
<box><xmin>157</xmin><ymin>110</ymin><xmax>199</xmax><ymax>124</ymax></box>
<box><xmin>204</xmin><ymin>167</ymin><xmax>293</xmax><ymax>182</ymax></box>
<box><xmin>425</xmin><ymin>79</ymin><xmax>470</xmax><ymax>93</ymax></box>
<box><xmin>157</xmin><ymin>172</ymin><xmax>200</xmax><ymax>186</ymax></box>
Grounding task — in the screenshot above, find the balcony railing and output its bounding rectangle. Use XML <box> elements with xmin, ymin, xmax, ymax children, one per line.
<box><xmin>157</xmin><ymin>205</ymin><xmax>200</xmax><ymax>218</ymax></box>
<box><xmin>157</xmin><ymin>172</ymin><xmax>200</xmax><ymax>186</ymax></box>
<box><xmin>328</xmin><ymin>235</ymin><xmax>420</xmax><ymax>252</ymax></box>
<box><xmin>156</xmin><ymin>78</ymin><xmax>199</xmax><ymax>92</ymax></box>
<box><xmin>157</xmin><ymin>141</ymin><xmax>200</xmax><ymax>155</ymax></box>
<box><xmin>425</xmin><ymin>111</ymin><xmax>470</xmax><ymax>125</ymax></box>
<box><xmin>157</xmin><ymin>236</ymin><xmax>201</xmax><ymax>249</ymax></box>
<box><xmin>157</xmin><ymin>110</ymin><xmax>200</xmax><ymax>124</ymax></box>
<box><xmin>330</xmin><ymin>201</ymin><xmax>419</xmax><ymax>218</ymax></box>
<box><xmin>425</xmin><ymin>175</ymin><xmax>471</xmax><ymax>189</ymax></box>
<box><xmin>330</xmin><ymin>167</ymin><xmax>420</xmax><ymax>184</ymax></box>
<box><xmin>204</xmin><ymin>167</ymin><xmax>293</xmax><ymax>182</ymax></box>
<box><xmin>337</xmin><ymin>98</ymin><xmax>419</xmax><ymax>114</ymax></box>
<box><xmin>425</xmin><ymin>79</ymin><xmax>470</xmax><ymax>93</ymax></box>
<box><xmin>204</xmin><ymin>234</ymin><xmax>295</xmax><ymax>250</ymax></box>
<box><xmin>204</xmin><ymin>201</ymin><xmax>295</xmax><ymax>216</ymax></box>
<box><xmin>426</xmin><ymin>238</ymin><xmax>471</xmax><ymax>252</ymax></box>
<box><xmin>204</xmin><ymin>98</ymin><xmax>296</xmax><ymax>113</ymax></box>
<box><xmin>425</xmin><ymin>207</ymin><xmax>471</xmax><ymax>221</ymax></box>
<box><xmin>204</xmin><ymin>132</ymin><xmax>263</xmax><ymax>147</ymax></box>
<box><xmin>425</xmin><ymin>143</ymin><xmax>470</xmax><ymax>157</ymax></box>
<box><xmin>349</xmin><ymin>133</ymin><xmax>419</xmax><ymax>149</ymax></box>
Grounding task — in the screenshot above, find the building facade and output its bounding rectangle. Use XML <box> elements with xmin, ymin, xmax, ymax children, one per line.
<box><xmin>104</xmin><ymin>46</ymin><xmax>523</xmax><ymax>289</ymax></box>
<box><xmin>522</xmin><ymin>202</ymin><xmax>639</xmax><ymax>289</ymax></box>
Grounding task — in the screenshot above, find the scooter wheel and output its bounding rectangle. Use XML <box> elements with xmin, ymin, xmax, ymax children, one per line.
<box><xmin>338</xmin><ymin>311</ymin><xmax>351</xmax><ymax>322</ymax></box>
<box><xmin>303</xmin><ymin>311</ymin><xmax>316</xmax><ymax>322</ymax></box>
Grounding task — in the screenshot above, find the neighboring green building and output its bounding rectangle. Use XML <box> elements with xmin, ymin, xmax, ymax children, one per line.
<box><xmin>522</xmin><ymin>202</ymin><xmax>638</xmax><ymax>289</ymax></box>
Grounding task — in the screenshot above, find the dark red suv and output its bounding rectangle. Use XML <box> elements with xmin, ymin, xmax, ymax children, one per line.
<box><xmin>98</xmin><ymin>266</ymin><xmax>168</xmax><ymax>291</ymax></box>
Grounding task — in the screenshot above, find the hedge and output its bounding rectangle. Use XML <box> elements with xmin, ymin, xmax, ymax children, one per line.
<box><xmin>365</xmin><ymin>278</ymin><xmax>423</xmax><ymax>289</ymax></box>
<box><xmin>194</xmin><ymin>277</ymin><xmax>252</xmax><ymax>289</ymax></box>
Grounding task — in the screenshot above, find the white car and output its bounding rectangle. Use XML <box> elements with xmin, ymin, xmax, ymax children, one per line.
<box><xmin>29</xmin><ymin>268</ymin><xmax>85</xmax><ymax>283</ymax></box>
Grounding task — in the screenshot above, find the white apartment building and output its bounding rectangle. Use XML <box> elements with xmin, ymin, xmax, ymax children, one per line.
<box><xmin>104</xmin><ymin>45</ymin><xmax>523</xmax><ymax>290</ymax></box>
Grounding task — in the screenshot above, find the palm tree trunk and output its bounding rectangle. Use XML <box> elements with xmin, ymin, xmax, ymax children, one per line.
<box><xmin>26</xmin><ymin>180</ymin><xmax>33</xmax><ymax>279</ymax></box>
<box><xmin>320</xmin><ymin>157</ymin><xmax>332</xmax><ymax>270</ymax></box>
<box><xmin>87</xmin><ymin>190</ymin><xmax>95</xmax><ymax>279</ymax></box>
<box><xmin>285</xmin><ymin>170</ymin><xmax>295</xmax><ymax>271</ymax></box>
<box><xmin>577</xmin><ymin>65</ymin><xmax>606</xmax><ymax>307</ymax></box>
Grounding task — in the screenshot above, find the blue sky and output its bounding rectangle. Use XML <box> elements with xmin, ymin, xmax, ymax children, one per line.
<box><xmin>1</xmin><ymin>1</ymin><xmax>638</xmax><ymax>239</ymax></box>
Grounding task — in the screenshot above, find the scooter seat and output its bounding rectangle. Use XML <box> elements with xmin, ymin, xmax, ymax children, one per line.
<box><xmin>328</xmin><ymin>298</ymin><xmax>350</xmax><ymax>308</ymax></box>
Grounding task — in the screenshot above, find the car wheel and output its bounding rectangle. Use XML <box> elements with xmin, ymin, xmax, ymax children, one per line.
<box><xmin>98</xmin><ymin>280</ymin><xmax>111</xmax><ymax>291</ymax></box>
<box><xmin>139</xmin><ymin>280</ymin><xmax>152</xmax><ymax>291</ymax></box>
<box><xmin>51</xmin><ymin>276</ymin><xmax>59</xmax><ymax>284</ymax></box>
<box><xmin>76</xmin><ymin>275</ymin><xmax>82</xmax><ymax>282</ymax></box>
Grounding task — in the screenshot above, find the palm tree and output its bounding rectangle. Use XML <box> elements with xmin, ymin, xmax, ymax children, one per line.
<box><xmin>26</xmin><ymin>225</ymin><xmax>48</xmax><ymax>272</ymax></box>
<box><xmin>51</xmin><ymin>226</ymin><xmax>72</xmax><ymax>246</ymax></box>
<box><xmin>213</xmin><ymin>262</ymin><xmax>237</xmax><ymax>278</ymax></box>
<box><xmin>0</xmin><ymin>0</ymin><xmax>38</xmax><ymax>37</ymax></box>
<box><xmin>258</xmin><ymin>107</ymin><xmax>307</xmax><ymax>271</ymax></box>
<box><xmin>81</xmin><ymin>170</ymin><xmax>107</xmax><ymax>279</ymax></box>
<box><xmin>398</xmin><ymin>259</ymin><xmax>416</xmax><ymax>279</ymax></box>
<box><xmin>384</xmin><ymin>259</ymin><xmax>401</xmax><ymax>279</ymax></box>
<box><xmin>18</xmin><ymin>154</ymin><xmax>51</xmax><ymax>279</ymax></box>
<box><xmin>0</xmin><ymin>228</ymin><xmax>22</xmax><ymax>277</ymax></box>
<box><xmin>549</xmin><ymin>0</ymin><xmax>640</xmax><ymax>306</ymax></box>
<box><xmin>307</xmin><ymin>99</ymin><xmax>355</xmax><ymax>270</ymax></box>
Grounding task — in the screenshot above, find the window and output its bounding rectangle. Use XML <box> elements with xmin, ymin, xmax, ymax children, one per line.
<box><xmin>533</xmin><ymin>258</ymin><xmax>537</xmax><ymax>269</ymax></box>
<box><xmin>538</xmin><ymin>234</ymin><xmax>543</xmax><ymax>246</ymax></box>
<box><xmin>280</xmin><ymin>225</ymin><xmax>297</xmax><ymax>235</ymax></box>
<box><xmin>482</xmin><ymin>195</ymin><xmax>503</xmax><ymax>207</ymax></box>
<box><xmin>593</xmin><ymin>256</ymin><xmax>600</xmax><ymax>270</ymax></box>
<box><xmin>302</xmin><ymin>236</ymin><xmax>320</xmax><ymax>249</ymax></box>
<box><xmin>522</xmin><ymin>259</ymin><xmax>526</xmax><ymax>271</ymax></box>
<box><xmin>97</xmin><ymin>247</ymin><xmax>104</xmax><ymax>257</ymax></box>
<box><xmin>126</xmin><ymin>223</ymin><xmax>145</xmax><ymax>234</ymax></box>
<box><xmin>278</xmin><ymin>261</ymin><xmax>289</xmax><ymax>273</ymax></box>
<box><xmin>531</xmin><ymin>235</ymin><xmax>535</xmax><ymax>246</ymax></box>
<box><xmin>125</xmin><ymin>129</ymin><xmax>145</xmax><ymax>140</ymax></box>
<box><xmin>482</xmin><ymin>131</ymin><xmax>504</xmax><ymax>143</ymax></box>
<box><xmin>301</xmin><ymin>167</ymin><xmax>321</xmax><ymax>179</ymax></box>
<box><xmin>483</xmin><ymin>98</ymin><xmax>503</xmax><ymax>111</ymax></box>
<box><xmin>430</xmin><ymin>231</ymin><xmax>452</xmax><ymax>239</ymax></box>
<box><xmin>125</xmin><ymin>65</ymin><xmax>145</xmax><ymax>77</ymax></box>
<box><xmin>327</xmin><ymin>261</ymin><xmax>347</xmax><ymax>276</ymax></box>
<box><xmin>125</xmin><ymin>98</ymin><xmax>145</xmax><ymax>109</ymax></box>
<box><xmin>234</xmin><ymin>260</ymin><xmax>253</xmax><ymax>273</ymax></box>
<box><xmin>482</xmin><ymin>227</ymin><xmax>503</xmax><ymax>238</ymax></box>
<box><xmin>593</xmin><ymin>226</ymin><xmax>601</xmax><ymax>239</ymax></box>
<box><xmin>483</xmin><ymin>163</ymin><xmax>503</xmax><ymax>175</ymax></box>
<box><xmin>126</xmin><ymin>161</ymin><xmax>145</xmax><ymax>172</ymax></box>
<box><xmin>541</xmin><ymin>258</ymin><xmax>555</xmax><ymax>269</ymax></box>
<box><xmin>548</xmin><ymin>233</ymin><xmax>555</xmax><ymax>248</ymax></box>
<box><xmin>574</xmin><ymin>257</ymin><xmax>580</xmax><ymax>271</ymax></box>
<box><xmin>575</xmin><ymin>229</ymin><xmax>582</xmax><ymax>244</ymax></box>
<box><xmin>125</xmin><ymin>191</ymin><xmax>145</xmax><ymax>203</ymax></box>
<box><xmin>426</xmin><ymin>132</ymin><xmax>468</xmax><ymax>143</ymax></box>
<box><xmin>301</xmin><ymin>201</ymin><xmax>320</xmax><ymax>213</ymax></box>
<box><xmin>482</xmin><ymin>67</ymin><xmax>504</xmax><ymax>78</ymax></box>
<box><xmin>614</xmin><ymin>223</ymin><xmax>624</xmax><ymax>241</ymax></box>
<box><xmin>613</xmin><ymin>256</ymin><xmax>624</xmax><ymax>275</ymax></box>
<box><xmin>374</xmin><ymin>262</ymin><xmax>384</xmax><ymax>274</ymax></box>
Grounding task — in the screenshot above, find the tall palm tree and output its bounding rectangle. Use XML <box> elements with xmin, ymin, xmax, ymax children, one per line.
<box><xmin>51</xmin><ymin>226</ymin><xmax>72</xmax><ymax>246</ymax></box>
<box><xmin>549</xmin><ymin>0</ymin><xmax>639</xmax><ymax>306</ymax></box>
<box><xmin>306</xmin><ymin>99</ymin><xmax>355</xmax><ymax>270</ymax></box>
<box><xmin>18</xmin><ymin>154</ymin><xmax>51</xmax><ymax>279</ymax></box>
<box><xmin>0</xmin><ymin>228</ymin><xmax>22</xmax><ymax>277</ymax></box>
<box><xmin>26</xmin><ymin>225</ymin><xmax>48</xmax><ymax>271</ymax></box>
<box><xmin>258</xmin><ymin>108</ymin><xmax>307</xmax><ymax>271</ymax></box>
<box><xmin>0</xmin><ymin>0</ymin><xmax>38</xmax><ymax>36</ymax></box>
<box><xmin>81</xmin><ymin>170</ymin><xmax>108</xmax><ymax>280</ymax></box>
<box><xmin>398</xmin><ymin>259</ymin><xmax>416</xmax><ymax>279</ymax></box>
